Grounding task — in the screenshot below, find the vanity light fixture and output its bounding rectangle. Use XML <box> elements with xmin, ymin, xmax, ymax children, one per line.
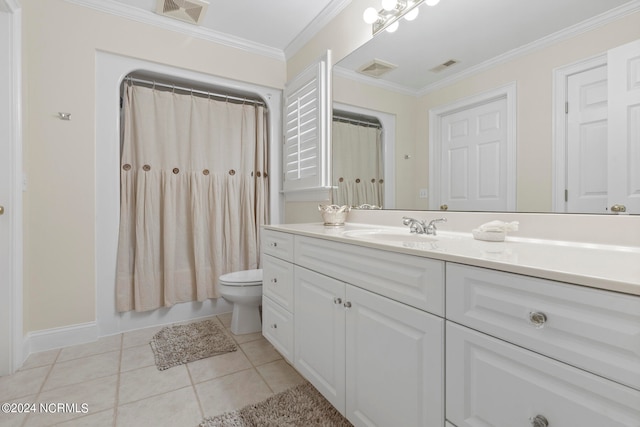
<box><xmin>363</xmin><ymin>0</ymin><xmax>439</xmax><ymax>35</ymax></box>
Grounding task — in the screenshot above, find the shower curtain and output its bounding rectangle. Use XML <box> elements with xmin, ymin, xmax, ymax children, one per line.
<box><xmin>116</xmin><ymin>84</ymin><xmax>269</xmax><ymax>312</ymax></box>
<box><xmin>332</xmin><ymin>120</ymin><xmax>383</xmax><ymax>208</ymax></box>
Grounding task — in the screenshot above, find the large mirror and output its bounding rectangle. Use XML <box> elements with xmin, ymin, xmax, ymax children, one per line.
<box><xmin>332</xmin><ymin>0</ymin><xmax>640</xmax><ymax>214</ymax></box>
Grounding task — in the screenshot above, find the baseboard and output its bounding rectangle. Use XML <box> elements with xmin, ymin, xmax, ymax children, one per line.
<box><xmin>24</xmin><ymin>321</ymin><xmax>98</xmax><ymax>356</ymax></box>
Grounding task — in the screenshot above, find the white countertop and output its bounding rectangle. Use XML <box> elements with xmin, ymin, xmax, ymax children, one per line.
<box><xmin>265</xmin><ymin>222</ymin><xmax>640</xmax><ymax>297</ymax></box>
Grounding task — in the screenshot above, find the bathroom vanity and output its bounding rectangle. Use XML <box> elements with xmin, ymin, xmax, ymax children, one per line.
<box><xmin>260</xmin><ymin>216</ymin><xmax>640</xmax><ymax>427</ymax></box>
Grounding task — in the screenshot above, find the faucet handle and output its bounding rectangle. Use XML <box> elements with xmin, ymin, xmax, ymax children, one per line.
<box><xmin>402</xmin><ymin>216</ymin><xmax>418</xmax><ymax>226</ymax></box>
<box><xmin>428</xmin><ymin>218</ymin><xmax>447</xmax><ymax>226</ymax></box>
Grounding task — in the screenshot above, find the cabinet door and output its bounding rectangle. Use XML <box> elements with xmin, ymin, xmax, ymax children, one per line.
<box><xmin>262</xmin><ymin>296</ymin><xmax>294</xmax><ymax>363</ymax></box>
<box><xmin>262</xmin><ymin>254</ymin><xmax>294</xmax><ymax>311</ymax></box>
<box><xmin>345</xmin><ymin>285</ymin><xmax>444</xmax><ymax>427</ymax></box>
<box><xmin>294</xmin><ymin>266</ymin><xmax>346</xmax><ymax>414</ymax></box>
<box><xmin>447</xmin><ymin>322</ymin><xmax>640</xmax><ymax>427</ymax></box>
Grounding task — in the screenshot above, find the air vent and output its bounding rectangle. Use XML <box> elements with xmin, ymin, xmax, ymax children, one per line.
<box><xmin>357</xmin><ymin>59</ymin><xmax>398</xmax><ymax>78</ymax></box>
<box><xmin>156</xmin><ymin>0</ymin><xmax>209</xmax><ymax>25</ymax></box>
<box><xmin>430</xmin><ymin>59</ymin><xmax>459</xmax><ymax>73</ymax></box>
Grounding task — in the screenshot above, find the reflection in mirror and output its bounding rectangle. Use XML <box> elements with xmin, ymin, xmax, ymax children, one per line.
<box><xmin>332</xmin><ymin>111</ymin><xmax>384</xmax><ymax>208</ymax></box>
<box><xmin>332</xmin><ymin>0</ymin><xmax>640</xmax><ymax>214</ymax></box>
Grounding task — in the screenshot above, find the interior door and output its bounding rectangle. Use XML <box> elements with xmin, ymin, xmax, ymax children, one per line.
<box><xmin>566</xmin><ymin>64</ymin><xmax>609</xmax><ymax>213</ymax></box>
<box><xmin>0</xmin><ymin>8</ymin><xmax>14</xmax><ymax>376</ymax></box>
<box><xmin>439</xmin><ymin>96</ymin><xmax>509</xmax><ymax>211</ymax></box>
<box><xmin>608</xmin><ymin>38</ymin><xmax>640</xmax><ymax>214</ymax></box>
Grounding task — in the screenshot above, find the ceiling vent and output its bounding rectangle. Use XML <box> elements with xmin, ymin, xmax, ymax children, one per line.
<box><xmin>357</xmin><ymin>59</ymin><xmax>398</xmax><ymax>78</ymax></box>
<box><xmin>430</xmin><ymin>59</ymin><xmax>459</xmax><ymax>73</ymax></box>
<box><xmin>156</xmin><ymin>0</ymin><xmax>209</xmax><ymax>25</ymax></box>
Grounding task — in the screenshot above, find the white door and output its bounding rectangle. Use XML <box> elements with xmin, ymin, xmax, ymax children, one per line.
<box><xmin>0</xmin><ymin>8</ymin><xmax>14</xmax><ymax>377</ymax></box>
<box><xmin>345</xmin><ymin>285</ymin><xmax>444</xmax><ymax>427</ymax></box>
<box><xmin>294</xmin><ymin>266</ymin><xmax>346</xmax><ymax>414</ymax></box>
<box><xmin>608</xmin><ymin>38</ymin><xmax>640</xmax><ymax>214</ymax></box>
<box><xmin>566</xmin><ymin>64</ymin><xmax>609</xmax><ymax>213</ymax></box>
<box><xmin>438</xmin><ymin>96</ymin><xmax>509</xmax><ymax>211</ymax></box>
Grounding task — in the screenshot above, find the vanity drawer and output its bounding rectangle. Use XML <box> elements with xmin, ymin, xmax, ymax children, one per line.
<box><xmin>262</xmin><ymin>296</ymin><xmax>294</xmax><ymax>363</ymax></box>
<box><xmin>262</xmin><ymin>229</ymin><xmax>294</xmax><ymax>262</ymax></box>
<box><xmin>446</xmin><ymin>263</ymin><xmax>640</xmax><ymax>390</ymax></box>
<box><xmin>446</xmin><ymin>322</ymin><xmax>640</xmax><ymax>427</ymax></box>
<box><xmin>262</xmin><ymin>254</ymin><xmax>294</xmax><ymax>312</ymax></box>
<box><xmin>295</xmin><ymin>235</ymin><xmax>445</xmax><ymax>316</ymax></box>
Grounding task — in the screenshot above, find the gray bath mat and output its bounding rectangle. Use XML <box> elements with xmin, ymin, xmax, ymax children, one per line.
<box><xmin>150</xmin><ymin>319</ymin><xmax>237</xmax><ymax>370</ymax></box>
<box><xmin>198</xmin><ymin>382</ymin><xmax>353</xmax><ymax>427</ymax></box>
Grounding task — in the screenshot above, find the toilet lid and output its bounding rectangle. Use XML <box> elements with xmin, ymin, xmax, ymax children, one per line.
<box><xmin>219</xmin><ymin>269</ymin><xmax>263</xmax><ymax>286</ymax></box>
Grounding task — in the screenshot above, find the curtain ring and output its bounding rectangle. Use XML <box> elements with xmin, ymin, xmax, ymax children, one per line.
<box><xmin>339</xmin><ymin>177</ymin><xmax>344</xmax><ymax>182</ymax></box>
<box><xmin>229</xmin><ymin>169</ymin><xmax>236</xmax><ymax>176</ymax></box>
<box><xmin>256</xmin><ymin>171</ymin><xmax>261</xmax><ymax>177</ymax></box>
<box><xmin>203</xmin><ymin>169</ymin><xmax>210</xmax><ymax>176</ymax></box>
<box><xmin>172</xmin><ymin>168</ymin><xmax>179</xmax><ymax>174</ymax></box>
<box><xmin>355</xmin><ymin>178</ymin><xmax>361</xmax><ymax>183</ymax></box>
<box><xmin>143</xmin><ymin>165</ymin><xmax>151</xmax><ymax>171</ymax></box>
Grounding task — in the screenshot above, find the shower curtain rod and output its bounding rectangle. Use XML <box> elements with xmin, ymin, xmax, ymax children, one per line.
<box><xmin>333</xmin><ymin>114</ymin><xmax>382</xmax><ymax>129</ymax></box>
<box><xmin>126</xmin><ymin>76</ymin><xmax>266</xmax><ymax>107</ymax></box>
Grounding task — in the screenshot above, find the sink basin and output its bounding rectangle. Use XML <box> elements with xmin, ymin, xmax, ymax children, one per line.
<box><xmin>342</xmin><ymin>229</ymin><xmax>438</xmax><ymax>243</ymax></box>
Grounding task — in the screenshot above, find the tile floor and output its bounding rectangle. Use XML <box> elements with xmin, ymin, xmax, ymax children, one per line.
<box><xmin>0</xmin><ymin>313</ymin><xmax>305</xmax><ymax>427</ymax></box>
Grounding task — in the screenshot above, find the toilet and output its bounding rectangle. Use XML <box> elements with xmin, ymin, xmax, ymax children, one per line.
<box><xmin>219</xmin><ymin>269</ymin><xmax>263</xmax><ymax>335</ymax></box>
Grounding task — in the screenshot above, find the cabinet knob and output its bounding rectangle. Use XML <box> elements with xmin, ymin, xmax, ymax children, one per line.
<box><xmin>270</xmin><ymin>324</ymin><xmax>277</xmax><ymax>329</ymax></box>
<box><xmin>530</xmin><ymin>415</ymin><xmax>549</xmax><ymax>427</ymax></box>
<box><xmin>270</xmin><ymin>278</ymin><xmax>278</xmax><ymax>284</ymax></box>
<box><xmin>334</xmin><ymin>297</ymin><xmax>342</xmax><ymax>305</ymax></box>
<box><xmin>269</xmin><ymin>242</ymin><xmax>278</xmax><ymax>247</ymax></box>
<box><xmin>528</xmin><ymin>311</ymin><xmax>547</xmax><ymax>328</ymax></box>
<box><xmin>343</xmin><ymin>301</ymin><xmax>352</xmax><ymax>308</ymax></box>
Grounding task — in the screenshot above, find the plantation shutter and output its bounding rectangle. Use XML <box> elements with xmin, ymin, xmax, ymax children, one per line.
<box><xmin>283</xmin><ymin>52</ymin><xmax>331</xmax><ymax>193</ymax></box>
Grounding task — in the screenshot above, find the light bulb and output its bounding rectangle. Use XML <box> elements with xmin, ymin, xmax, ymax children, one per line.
<box><xmin>386</xmin><ymin>21</ymin><xmax>399</xmax><ymax>32</ymax></box>
<box><xmin>363</xmin><ymin>7</ymin><xmax>379</xmax><ymax>24</ymax></box>
<box><xmin>425</xmin><ymin>0</ymin><xmax>440</xmax><ymax>6</ymax></box>
<box><xmin>404</xmin><ymin>7</ymin><xmax>419</xmax><ymax>21</ymax></box>
<box><xmin>382</xmin><ymin>0</ymin><xmax>397</xmax><ymax>11</ymax></box>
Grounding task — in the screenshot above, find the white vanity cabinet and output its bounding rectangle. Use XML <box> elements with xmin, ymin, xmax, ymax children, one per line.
<box><xmin>261</xmin><ymin>229</ymin><xmax>445</xmax><ymax>427</ymax></box>
<box><xmin>261</xmin><ymin>229</ymin><xmax>295</xmax><ymax>362</ymax></box>
<box><xmin>446</xmin><ymin>263</ymin><xmax>640</xmax><ymax>427</ymax></box>
<box><xmin>294</xmin><ymin>265</ymin><xmax>444</xmax><ymax>427</ymax></box>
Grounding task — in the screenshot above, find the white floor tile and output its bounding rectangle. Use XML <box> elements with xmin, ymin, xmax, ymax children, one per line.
<box><xmin>118</xmin><ymin>364</ymin><xmax>191</xmax><ymax>405</ymax></box>
<box><xmin>116</xmin><ymin>387</ymin><xmax>202</xmax><ymax>427</ymax></box>
<box><xmin>187</xmin><ymin>351</ymin><xmax>252</xmax><ymax>384</ymax></box>
<box><xmin>42</xmin><ymin>351</ymin><xmax>120</xmax><ymax>392</ymax></box>
<box><xmin>120</xmin><ymin>344</ymin><xmax>155</xmax><ymax>372</ymax></box>
<box><xmin>0</xmin><ymin>366</ymin><xmax>50</xmax><ymax>401</ymax></box>
<box><xmin>195</xmin><ymin>369</ymin><xmax>273</xmax><ymax>417</ymax></box>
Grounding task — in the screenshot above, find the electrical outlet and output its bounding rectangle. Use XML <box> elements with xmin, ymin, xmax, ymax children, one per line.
<box><xmin>419</xmin><ymin>188</ymin><xmax>428</xmax><ymax>198</ymax></box>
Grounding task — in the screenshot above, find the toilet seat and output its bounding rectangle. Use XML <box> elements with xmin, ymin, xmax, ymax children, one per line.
<box><xmin>219</xmin><ymin>269</ymin><xmax>263</xmax><ymax>287</ymax></box>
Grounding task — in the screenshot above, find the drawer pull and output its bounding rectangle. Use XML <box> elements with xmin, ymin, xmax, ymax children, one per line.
<box><xmin>269</xmin><ymin>242</ymin><xmax>278</xmax><ymax>247</ymax></box>
<box><xmin>344</xmin><ymin>301</ymin><xmax>352</xmax><ymax>308</ymax></box>
<box><xmin>334</xmin><ymin>297</ymin><xmax>342</xmax><ymax>305</ymax></box>
<box><xmin>270</xmin><ymin>324</ymin><xmax>277</xmax><ymax>329</ymax></box>
<box><xmin>528</xmin><ymin>311</ymin><xmax>547</xmax><ymax>328</ymax></box>
<box><xmin>529</xmin><ymin>415</ymin><xmax>549</xmax><ymax>427</ymax></box>
<box><xmin>270</xmin><ymin>278</ymin><xmax>278</xmax><ymax>284</ymax></box>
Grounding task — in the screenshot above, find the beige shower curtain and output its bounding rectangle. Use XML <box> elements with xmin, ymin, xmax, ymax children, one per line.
<box><xmin>332</xmin><ymin>120</ymin><xmax>383</xmax><ymax>208</ymax></box>
<box><xmin>116</xmin><ymin>84</ymin><xmax>269</xmax><ymax>312</ymax></box>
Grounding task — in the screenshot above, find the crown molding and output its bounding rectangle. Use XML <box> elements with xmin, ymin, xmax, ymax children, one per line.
<box><xmin>418</xmin><ymin>0</ymin><xmax>640</xmax><ymax>96</ymax></box>
<box><xmin>63</xmin><ymin>0</ymin><xmax>285</xmax><ymax>61</ymax></box>
<box><xmin>284</xmin><ymin>0</ymin><xmax>352</xmax><ymax>60</ymax></box>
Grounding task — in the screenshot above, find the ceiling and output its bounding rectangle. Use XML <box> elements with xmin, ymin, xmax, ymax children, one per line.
<box><xmin>109</xmin><ymin>0</ymin><xmax>348</xmax><ymax>54</ymax></box>
<box><xmin>335</xmin><ymin>0</ymin><xmax>639</xmax><ymax>93</ymax></box>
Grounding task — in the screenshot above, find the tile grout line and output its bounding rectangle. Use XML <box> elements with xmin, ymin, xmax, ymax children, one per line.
<box><xmin>19</xmin><ymin>349</ymin><xmax>62</xmax><ymax>427</ymax></box>
<box><xmin>113</xmin><ymin>332</ymin><xmax>124</xmax><ymax>427</ymax></box>
<box><xmin>185</xmin><ymin>360</ymin><xmax>206</xmax><ymax>422</ymax></box>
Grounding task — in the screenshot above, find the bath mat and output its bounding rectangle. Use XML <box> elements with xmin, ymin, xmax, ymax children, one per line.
<box><xmin>150</xmin><ymin>319</ymin><xmax>237</xmax><ymax>370</ymax></box>
<box><xmin>198</xmin><ymin>382</ymin><xmax>353</xmax><ymax>427</ymax></box>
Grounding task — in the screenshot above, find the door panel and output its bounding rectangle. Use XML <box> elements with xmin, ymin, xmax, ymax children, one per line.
<box><xmin>345</xmin><ymin>285</ymin><xmax>444</xmax><ymax>427</ymax></box>
<box><xmin>440</xmin><ymin>97</ymin><xmax>508</xmax><ymax>211</ymax></box>
<box><xmin>567</xmin><ymin>64</ymin><xmax>609</xmax><ymax>213</ymax></box>
<box><xmin>294</xmin><ymin>266</ymin><xmax>346</xmax><ymax>414</ymax></box>
<box><xmin>609</xmin><ymin>39</ymin><xmax>640</xmax><ymax>214</ymax></box>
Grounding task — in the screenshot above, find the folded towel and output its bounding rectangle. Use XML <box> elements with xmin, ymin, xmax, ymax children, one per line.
<box><xmin>472</xmin><ymin>221</ymin><xmax>519</xmax><ymax>242</ymax></box>
<box><xmin>476</xmin><ymin>220</ymin><xmax>519</xmax><ymax>233</ymax></box>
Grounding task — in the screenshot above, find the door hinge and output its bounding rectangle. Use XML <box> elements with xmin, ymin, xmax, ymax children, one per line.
<box><xmin>565</xmin><ymin>102</ymin><xmax>569</xmax><ymax>114</ymax></box>
<box><xmin>564</xmin><ymin>189</ymin><xmax>568</xmax><ymax>202</ymax></box>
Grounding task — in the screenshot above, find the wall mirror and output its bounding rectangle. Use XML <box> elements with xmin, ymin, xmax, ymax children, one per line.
<box><xmin>331</xmin><ymin>0</ymin><xmax>640</xmax><ymax>214</ymax></box>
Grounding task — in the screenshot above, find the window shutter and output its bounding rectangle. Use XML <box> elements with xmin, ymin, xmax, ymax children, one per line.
<box><xmin>283</xmin><ymin>52</ymin><xmax>331</xmax><ymax>193</ymax></box>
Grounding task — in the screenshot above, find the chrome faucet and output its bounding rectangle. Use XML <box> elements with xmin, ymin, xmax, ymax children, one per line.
<box><xmin>402</xmin><ymin>217</ymin><xmax>447</xmax><ymax>235</ymax></box>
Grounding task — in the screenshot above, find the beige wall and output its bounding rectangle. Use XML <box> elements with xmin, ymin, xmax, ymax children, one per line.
<box><xmin>22</xmin><ymin>0</ymin><xmax>285</xmax><ymax>332</ymax></box>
